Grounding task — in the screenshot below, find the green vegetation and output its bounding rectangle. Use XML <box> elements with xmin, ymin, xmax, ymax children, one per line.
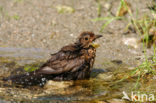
<box><xmin>24</xmin><ymin>63</ymin><xmax>42</xmax><ymax>72</ymax></box>
<box><xmin>92</xmin><ymin>16</ymin><xmax>124</xmax><ymax>32</ymax></box>
<box><xmin>95</xmin><ymin>0</ymin><xmax>102</xmax><ymax>17</ymax></box>
<box><xmin>24</xmin><ymin>65</ymin><xmax>39</xmax><ymax>72</ymax></box>
<box><xmin>12</xmin><ymin>14</ymin><xmax>20</xmax><ymax>20</ymax></box>
<box><xmin>55</xmin><ymin>5</ymin><xmax>75</xmax><ymax>14</ymax></box>
<box><xmin>0</xmin><ymin>6</ymin><xmax>3</xmax><ymax>12</ymax></box>
<box><xmin>92</xmin><ymin>0</ymin><xmax>130</xmax><ymax>32</ymax></box>
<box><xmin>93</xmin><ymin>0</ymin><xmax>156</xmax><ymax>91</ymax></box>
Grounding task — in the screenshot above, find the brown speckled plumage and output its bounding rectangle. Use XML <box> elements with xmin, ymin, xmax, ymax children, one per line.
<box><xmin>3</xmin><ymin>31</ymin><xmax>102</xmax><ymax>87</ymax></box>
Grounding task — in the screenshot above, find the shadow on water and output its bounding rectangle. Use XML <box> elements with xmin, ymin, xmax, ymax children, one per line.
<box><xmin>91</xmin><ymin>68</ymin><xmax>107</xmax><ymax>78</ymax></box>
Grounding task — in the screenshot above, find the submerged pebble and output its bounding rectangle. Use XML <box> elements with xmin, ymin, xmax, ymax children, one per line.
<box><xmin>44</xmin><ymin>80</ymin><xmax>73</xmax><ymax>89</ymax></box>
<box><xmin>96</xmin><ymin>73</ymin><xmax>113</xmax><ymax>81</ymax></box>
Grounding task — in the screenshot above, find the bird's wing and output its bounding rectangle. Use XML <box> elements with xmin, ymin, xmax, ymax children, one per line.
<box><xmin>50</xmin><ymin>44</ymin><xmax>80</xmax><ymax>61</ymax></box>
<box><xmin>61</xmin><ymin>43</ymin><xmax>81</xmax><ymax>52</ymax></box>
<box><xmin>36</xmin><ymin>56</ymin><xmax>85</xmax><ymax>74</ymax></box>
<box><xmin>36</xmin><ymin>43</ymin><xmax>85</xmax><ymax>74</ymax></box>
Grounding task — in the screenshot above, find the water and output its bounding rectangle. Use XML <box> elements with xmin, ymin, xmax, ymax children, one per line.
<box><xmin>0</xmin><ymin>47</ymin><xmax>155</xmax><ymax>103</ymax></box>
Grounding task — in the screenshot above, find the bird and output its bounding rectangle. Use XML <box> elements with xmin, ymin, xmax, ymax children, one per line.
<box><xmin>3</xmin><ymin>31</ymin><xmax>102</xmax><ymax>87</ymax></box>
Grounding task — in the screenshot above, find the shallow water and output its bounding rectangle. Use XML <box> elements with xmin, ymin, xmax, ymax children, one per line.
<box><xmin>0</xmin><ymin>47</ymin><xmax>155</xmax><ymax>103</ymax></box>
<box><xmin>0</xmin><ymin>47</ymin><xmax>50</xmax><ymax>59</ymax></box>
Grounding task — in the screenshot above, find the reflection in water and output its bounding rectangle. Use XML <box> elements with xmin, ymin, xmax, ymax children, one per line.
<box><xmin>0</xmin><ymin>47</ymin><xmax>50</xmax><ymax>59</ymax></box>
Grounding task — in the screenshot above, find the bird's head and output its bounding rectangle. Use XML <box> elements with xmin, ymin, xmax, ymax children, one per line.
<box><xmin>77</xmin><ymin>31</ymin><xmax>102</xmax><ymax>48</ymax></box>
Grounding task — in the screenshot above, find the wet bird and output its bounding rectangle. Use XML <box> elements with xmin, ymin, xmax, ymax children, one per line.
<box><xmin>3</xmin><ymin>32</ymin><xmax>102</xmax><ymax>87</ymax></box>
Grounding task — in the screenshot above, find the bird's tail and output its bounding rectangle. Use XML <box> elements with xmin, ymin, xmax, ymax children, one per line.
<box><xmin>3</xmin><ymin>72</ymin><xmax>48</xmax><ymax>87</ymax></box>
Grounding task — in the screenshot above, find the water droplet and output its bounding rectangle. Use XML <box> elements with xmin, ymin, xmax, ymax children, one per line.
<box><xmin>39</xmin><ymin>83</ymin><xmax>42</xmax><ymax>86</ymax></box>
<box><xmin>25</xmin><ymin>79</ymin><xmax>28</xmax><ymax>81</ymax></box>
<box><xmin>26</xmin><ymin>73</ymin><xmax>29</xmax><ymax>76</ymax></box>
<box><xmin>42</xmin><ymin>78</ymin><xmax>46</xmax><ymax>81</ymax></box>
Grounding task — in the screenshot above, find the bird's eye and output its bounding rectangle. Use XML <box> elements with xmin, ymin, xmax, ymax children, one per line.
<box><xmin>85</xmin><ymin>37</ymin><xmax>88</xmax><ymax>41</ymax></box>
